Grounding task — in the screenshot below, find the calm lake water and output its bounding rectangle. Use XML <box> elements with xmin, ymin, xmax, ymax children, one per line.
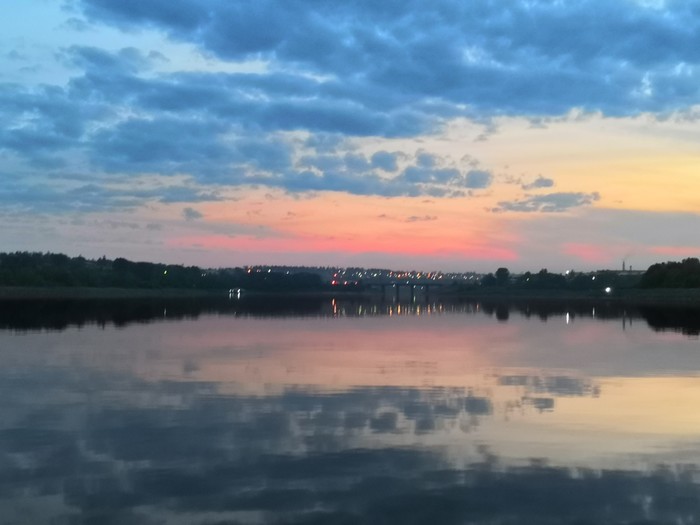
<box><xmin>2</xmin><ymin>297</ymin><xmax>700</xmax><ymax>524</ymax></box>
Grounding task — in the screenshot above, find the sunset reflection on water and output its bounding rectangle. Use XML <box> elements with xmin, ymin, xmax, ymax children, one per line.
<box><xmin>1</xmin><ymin>298</ymin><xmax>700</xmax><ymax>523</ymax></box>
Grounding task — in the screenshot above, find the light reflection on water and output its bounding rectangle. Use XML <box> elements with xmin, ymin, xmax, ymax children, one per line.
<box><xmin>1</xmin><ymin>298</ymin><xmax>700</xmax><ymax>523</ymax></box>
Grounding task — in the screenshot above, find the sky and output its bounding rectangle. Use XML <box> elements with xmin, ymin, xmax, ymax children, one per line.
<box><xmin>2</xmin><ymin>0</ymin><xmax>700</xmax><ymax>272</ymax></box>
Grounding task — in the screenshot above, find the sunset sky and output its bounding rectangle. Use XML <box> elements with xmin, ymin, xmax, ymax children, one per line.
<box><xmin>2</xmin><ymin>0</ymin><xmax>700</xmax><ymax>272</ymax></box>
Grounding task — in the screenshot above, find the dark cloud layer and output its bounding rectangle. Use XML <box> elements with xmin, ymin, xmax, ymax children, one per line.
<box><xmin>0</xmin><ymin>176</ymin><xmax>222</xmax><ymax>214</ymax></box>
<box><xmin>1</xmin><ymin>46</ymin><xmax>491</xmax><ymax>204</ymax></box>
<box><xmin>78</xmin><ymin>0</ymin><xmax>700</xmax><ymax>116</ymax></box>
<box><xmin>4</xmin><ymin>0</ymin><xmax>700</xmax><ymax>208</ymax></box>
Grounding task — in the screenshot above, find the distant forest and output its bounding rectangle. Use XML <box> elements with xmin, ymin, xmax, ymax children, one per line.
<box><xmin>638</xmin><ymin>258</ymin><xmax>700</xmax><ymax>288</ymax></box>
<box><xmin>1</xmin><ymin>252</ymin><xmax>700</xmax><ymax>291</ymax></box>
<box><xmin>476</xmin><ymin>258</ymin><xmax>700</xmax><ymax>290</ymax></box>
<box><xmin>0</xmin><ymin>252</ymin><xmax>324</xmax><ymax>292</ymax></box>
<box><xmin>475</xmin><ymin>267</ymin><xmax>640</xmax><ymax>291</ymax></box>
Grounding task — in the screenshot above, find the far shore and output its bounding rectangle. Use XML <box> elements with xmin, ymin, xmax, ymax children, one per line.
<box><xmin>0</xmin><ymin>286</ymin><xmax>364</xmax><ymax>300</ymax></box>
<box><xmin>442</xmin><ymin>287</ymin><xmax>700</xmax><ymax>306</ymax></box>
<box><xmin>3</xmin><ymin>285</ymin><xmax>700</xmax><ymax>306</ymax></box>
<box><xmin>0</xmin><ymin>286</ymin><xmax>227</xmax><ymax>300</ymax></box>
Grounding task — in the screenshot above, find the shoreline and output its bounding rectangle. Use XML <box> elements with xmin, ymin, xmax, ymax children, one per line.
<box><xmin>0</xmin><ymin>287</ymin><xmax>367</xmax><ymax>301</ymax></box>
<box><xmin>442</xmin><ymin>288</ymin><xmax>700</xmax><ymax>306</ymax></box>
<box><xmin>0</xmin><ymin>286</ymin><xmax>226</xmax><ymax>300</ymax></box>
<box><xmin>2</xmin><ymin>286</ymin><xmax>700</xmax><ymax>306</ymax></box>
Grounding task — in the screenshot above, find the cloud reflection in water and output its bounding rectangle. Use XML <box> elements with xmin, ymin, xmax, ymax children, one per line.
<box><xmin>1</xmin><ymin>298</ymin><xmax>700</xmax><ymax>522</ymax></box>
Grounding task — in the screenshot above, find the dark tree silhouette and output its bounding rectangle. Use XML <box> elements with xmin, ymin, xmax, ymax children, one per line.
<box><xmin>495</xmin><ymin>267</ymin><xmax>510</xmax><ymax>286</ymax></box>
<box><xmin>0</xmin><ymin>252</ymin><xmax>326</xmax><ymax>292</ymax></box>
<box><xmin>640</xmin><ymin>258</ymin><xmax>700</xmax><ymax>288</ymax></box>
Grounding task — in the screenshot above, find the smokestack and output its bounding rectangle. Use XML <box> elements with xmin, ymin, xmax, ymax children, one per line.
<box><xmin>622</xmin><ymin>260</ymin><xmax>626</xmax><ymax>272</ymax></box>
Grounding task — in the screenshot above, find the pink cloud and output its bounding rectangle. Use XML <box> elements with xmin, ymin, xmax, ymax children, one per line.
<box><xmin>649</xmin><ymin>246</ymin><xmax>700</xmax><ymax>257</ymax></box>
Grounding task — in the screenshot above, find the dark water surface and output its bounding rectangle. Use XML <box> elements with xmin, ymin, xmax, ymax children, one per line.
<box><xmin>2</xmin><ymin>297</ymin><xmax>700</xmax><ymax>524</ymax></box>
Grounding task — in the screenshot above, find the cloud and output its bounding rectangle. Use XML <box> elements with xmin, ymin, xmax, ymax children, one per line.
<box><xmin>416</xmin><ymin>152</ymin><xmax>437</xmax><ymax>168</ymax></box>
<box><xmin>0</xmin><ymin>81</ymin><xmax>97</xmax><ymax>165</ymax></box>
<box><xmin>522</xmin><ymin>176</ymin><xmax>555</xmax><ymax>190</ymax></box>
<box><xmin>401</xmin><ymin>166</ymin><xmax>462</xmax><ymax>185</ymax></box>
<box><xmin>64</xmin><ymin>45</ymin><xmax>155</xmax><ymax>74</ymax></box>
<box><xmin>0</xmin><ymin>173</ymin><xmax>224</xmax><ymax>214</ymax></box>
<box><xmin>89</xmin><ymin>117</ymin><xmax>234</xmax><ymax>178</ymax></box>
<box><xmin>182</xmin><ymin>207</ymin><xmax>203</xmax><ymax>221</ymax></box>
<box><xmin>464</xmin><ymin>170</ymin><xmax>493</xmax><ymax>189</ymax></box>
<box><xmin>494</xmin><ymin>192</ymin><xmax>600</xmax><ymax>213</ymax></box>
<box><xmin>406</xmin><ymin>215</ymin><xmax>438</xmax><ymax>223</ymax></box>
<box><xmin>371</xmin><ymin>151</ymin><xmax>399</xmax><ymax>172</ymax></box>
<box><xmin>257</xmin><ymin>150</ymin><xmax>489</xmax><ymax>197</ymax></box>
<box><xmin>6</xmin><ymin>0</ymin><xmax>700</xmax><ymax>215</ymax></box>
<box><xmin>0</xmin><ymin>45</ymin><xmax>455</xmax><ymax>200</ymax></box>
<box><xmin>77</xmin><ymin>0</ymin><xmax>700</xmax><ymax>118</ymax></box>
<box><xmin>234</xmin><ymin>137</ymin><xmax>293</xmax><ymax>173</ymax></box>
<box><xmin>62</xmin><ymin>17</ymin><xmax>91</xmax><ymax>32</ymax></box>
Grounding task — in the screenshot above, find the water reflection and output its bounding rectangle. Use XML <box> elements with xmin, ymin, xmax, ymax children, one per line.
<box><xmin>2</xmin><ymin>296</ymin><xmax>700</xmax><ymax>336</ymax></box>
<box><xmin>2</xmin><ymin>299</ymin><xmax>700</xmax><ymax>522</ymax></box>
<box><xmin>2</xmin><ymin>370</ymin><xmax>700</xmax><ymax>523</ymax></box>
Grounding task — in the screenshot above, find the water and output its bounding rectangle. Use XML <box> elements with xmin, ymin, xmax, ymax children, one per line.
<box><xmin>1</xmin><ymin>297</ymin><xmax>700</xmax><ymax>524</ymax></box>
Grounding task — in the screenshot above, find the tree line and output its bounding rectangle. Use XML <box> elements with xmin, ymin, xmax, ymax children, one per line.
<box><xmin>0</xmin><ymin>252</ymin><xmax>324</xmax><ymax>292</ymax></box>
<box><xmin>474</xmin><ymin>267</ymin><xmax>641</xmax><ymax>291</ymax></box>
<box><xmin>2</xmin><ymin>251</ymin><xmax>700</xmax><ymax>292</ymax></box>
<box><xmin>638</xmin><ymin>258</ymin><xmax>700</xmax><ymax>288</ymax></box>
<box><xmin>476</xmin><ymin>258</ymin><xmax>700</xmax><ymax>291</ymax></box>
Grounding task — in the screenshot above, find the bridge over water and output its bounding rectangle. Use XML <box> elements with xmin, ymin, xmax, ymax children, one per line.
<box><xmin>364</xmin><ymin>278</ymin><xmax>448</xmax><ymax>301</ymax></box>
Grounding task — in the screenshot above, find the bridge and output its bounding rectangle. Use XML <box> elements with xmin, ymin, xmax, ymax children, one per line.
<box><xmin>364</xmin><ymin>279</ymin><xmax>448</xmax><ymax>301</ymax></box>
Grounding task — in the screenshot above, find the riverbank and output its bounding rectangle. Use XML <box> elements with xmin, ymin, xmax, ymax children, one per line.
<box><xmin>0</xmin><ymin>286</ymin><xmax>370</xmax><ymax>301</ymax></box>
<box><xmin>3</xmin><ymin>285</ymin><xmax>700</xmax><ymax>306</ymax></box>
<box><xmin>443</xmin><ymin>287</ymin><xmax>700</xmax><ymax>306</ymax></box>
<box><xmin>0</xmin><ymin>286</ymin><xmax>226</xmax><ymax>300</ymax></box>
